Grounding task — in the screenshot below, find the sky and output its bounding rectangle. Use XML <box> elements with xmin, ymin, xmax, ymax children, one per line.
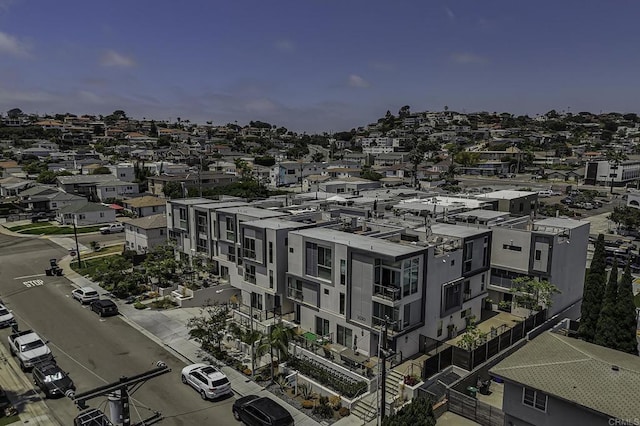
<box><xmin>1</xmin><ymin>0</ymin><xmax>640</xmax><ymax>132</ymax></box>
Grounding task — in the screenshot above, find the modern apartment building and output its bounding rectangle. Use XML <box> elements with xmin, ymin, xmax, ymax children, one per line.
<box><xmin>488</xmin><ymin>216</ymin><xmax>590</xmax><ymax>316</ymax></box>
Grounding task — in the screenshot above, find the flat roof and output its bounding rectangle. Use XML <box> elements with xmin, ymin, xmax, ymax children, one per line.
<box><xmin>242</xmin><ymin>218</ymin><xmax>310</xmax><ymax>230</ymax></box>
<box><xmin>490</xmin><ymin>331</ymin><xmax>640</xmax><ymax>419</ymax></box>
<box><xmin>534</xmin><ymin>217</ymin><xmax>589</xmax><ymax>230</ymax></box>
<box><xmin>477</xmin><ymin>190</ymin><xmax>537</xmax><ymax>199</ymax></box>
<box><xmin>429</xmin><ymin>223</ymin><xmax>490</xmax><ymax>238</ymax></box>
<box><xmin>216</xmin><ymin>206</ymin><xmax>287</xmax><ymax>219</ymax></box>
<box><xmin>454</xmin><ymin>209</ymin><xmax>511</xmax><ymax>220</ymax></box>
<box><xmin>292</xmin><ymin>227</ymin><xmax>424</xmax><ymax>257</ymax></box>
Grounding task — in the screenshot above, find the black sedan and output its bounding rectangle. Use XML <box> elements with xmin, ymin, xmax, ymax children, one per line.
<box><xmin>32</xmin><ymin>363</ymin><xmax>75</xmax><ymax>398</ymax></box>
<box><xmin>90</xmin><ymin>299</ymin><xmax>119</xmax><ymax>317</ymax></box>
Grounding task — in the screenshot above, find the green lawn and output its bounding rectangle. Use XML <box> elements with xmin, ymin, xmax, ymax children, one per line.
<box><xmin>83</xmin><ymin>245</ymin><xmax>123</xmax><ymax>259</ymax></box>
<box><xmin>6</xmin><ymin>222</ymin><xmax>53</xmax><ymax>231</ymax></box>
<box><xmin>19</xmin><ymin>225</ymin><xmax>103</xmax><ymax>235</ymax></box>
<box><xmin>0</xmin><ymin>415</ymin><xmax>20</xmax><ymax>425</ymax></box>
<box><xmin>70</xmin><ymin>255</ymin><xmax>117</xmax><ymax>277</ymax></box>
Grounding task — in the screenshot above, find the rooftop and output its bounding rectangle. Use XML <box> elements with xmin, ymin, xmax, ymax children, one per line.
<box><xmin>123</xmin><ymin>195</ymin><xmax>166</xmax><ymax>208</ymax></box>
<box><xmin>241</xmin><ymin>218</ymin><xmax>311</xmax><ymax>230</ymax></box>
<box><xmin>216</xmin><ymin>206</ymin><xmax>287</xmax><ymax>219</ymax></box>
<box><xmin>293</xmin><ymin>227</ymin><xmax>425</xmax><ymax>258</ymax></box>
<box><xmin>57</xmin><ymin>174</ymin><xmax>115</xmax><ymax>185</ymax></box>
<box><xmin>125</xmin><ymin>214</ymin><xmax>167</xmax><ymax>230</ymax></box>
<box><xmin>429</xmin><ymin>223</ymin><xmax>491</xmax><ymax>239</ymax></box>
<box><xmin>477</xmin><ymin>190</ymin><xmax>537</xmax><ymax>200</ymax></box>
<box><xmin>490</xmin><ymin>331</ymin><xmax>640</xmax><ymax>419</ymax></box>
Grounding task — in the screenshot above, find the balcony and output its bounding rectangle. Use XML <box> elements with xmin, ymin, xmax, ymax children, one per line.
<box><xmin>373</xmin><ymin>284</ymin><xmax>401</xmax><ymax>302</ymax></box>
<box><xmin>243</xmin><ymin>249</ymin><xmax>256</xmax><ymax>260</ymax></box>
<box><xmin>372</xmin><ymin>315</ymin><xmax>401</xmax><ymax>335</ymax></box>
<box><xmin>489</xmin><ymin>276</ymin><xmax>515</xmax><ymax>290</ymax></box>
<box><xmin>287</xmin><ymin>286</ymin><xmax>304</xmax><ymax>303</ymax></box>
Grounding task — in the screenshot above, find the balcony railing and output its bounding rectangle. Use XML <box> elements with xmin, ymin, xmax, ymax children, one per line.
<box><xmin>372</xmin><ymin>315</ymin><xmax>401</xmax><ymax>333</ymax></box>
<box><xmin>287</xmin><ymin>286</ymin><xmax>304</xmax><ymax>302</ymax></box>
<box><xmin>489</xmin><ymin>276</ymin><xmax>515</xmax><ymax>289</ymax></box>
<box><xmin>373</xmin><ymin>284</ymin><xmax>401</xmax><ymax>301</ymax></box>
<box><xmin>244</xmin><ymin>273</ymin><xmax>256</xmax><ymax>284</ymax></box>
<box><xmin>243</xmin><ymin>249</ymin><xmax>256</xmax><ymax>260</ymax></box>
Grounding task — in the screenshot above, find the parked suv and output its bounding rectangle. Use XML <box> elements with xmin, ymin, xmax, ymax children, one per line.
<box><xmin>90</xmin><ymin>299</ymin><xmax>118</xmax><ymax>317</ymax></box>
<box><xmin>232</xmin><ymin>395</ymin><xmax>294</xmax><ymax>426</ymax></box>
<box><xmin>71</xmin><ymin>287</ymin><xmax>99</xmax><ymax>304</ymax></box>
<box><xmin>181</xmin><ymin>363</ymin><xmax>232</xmax><ymax>400</ymax></box>
<box><xmin>32</xmin><ymin>362</ymin><xmax>75</xmax><ymax>398</ymax></box>
<box><xmin>0</xmin><ymin>304</ymin><xmax>16</xmax><ymax>328</ymax></box>
<box><xmin>99</xmin><ymin>223</ymin><xmax>124</xmax><ymax>234</ymax></box>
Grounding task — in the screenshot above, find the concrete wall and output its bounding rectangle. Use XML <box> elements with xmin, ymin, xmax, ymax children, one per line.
<box><xmin>491</xmin><ymin>228</ymin><xmax>532</xmax><ymax>271</ymax></box>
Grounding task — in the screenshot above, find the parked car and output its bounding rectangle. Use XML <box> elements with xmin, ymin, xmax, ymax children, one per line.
<box><xmin>232</xmin><ymin>395</ymin><xmax>294</xmax><ymax>426</ymax></box>
<box><xmin>99</xmin><ymin>223</ymin><xmax>124</xmax><ymax>234</ymax></box>
<box><xmin>561</xmin><ymin>197</ymin><xmax>573</xmax><ymax>205</ymax></box>
<box><xmin>181</xmin><ymin>363</ymin><xmax>232</xmax><ymax>400</ymax></box>
<box><xmin>0</xmin><ymin>304</ymin><xmax>16</xmax><ymax>328</ymax></box>
<box><xmin>538</xmin><ymin>190</ymin><xmax>553</xmax><ymax>198</ymax></box>
<box><xmin>90</xmin><ymin>299</ymin><xmax>118</xmax><ymax>317</ymax></box>
<box><xmin>32</xmin><ymin>362</ymin><xmax>75</xmax><ymax>398</ymax></box>
<box><xmin>71</xmin><ymin>287</ymin><xmax>99</xmax><ymax>304</ymax></box>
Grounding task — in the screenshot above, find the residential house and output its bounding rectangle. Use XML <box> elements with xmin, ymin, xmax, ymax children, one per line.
<box><xmin>95</xmin><ymin>180</ymin><xmax>140</xmax><ymax>201</ymax></box>
<box><xmin>124</xmin><ymin>214</ymin><xmax>167</xmax><ymax>254</ymax></box>
<box><xmin>56</xmin><ymin>202</ymin><xmax>115</xmax><ymax>226</ymax></box>
<box><xmin>491</xmin><ymin>331</ymin><xmax>640</xmax><ymax>426</ymax></box>
<box><xmin>0</xmin><ymin>177</ymin><xmax>32</xmax><ymax>197</ymax></box>
<box><xmin>319</xmin><ymin>178</ymin><xmax>380</xmax><ymax>194</ymax></box>
<box><xmin>107</xmin><ymin>163</ymin><xmax>136</xmax><ymax>182</ymax></box>
<box><xmin>147</xmin><ymin>172</ymin><xmax>237</xmax><ymax>197</ymax></box>
<box><xmin>270</xmin><ymin>162</ymin><xmax>327</xmax><ymax>188</ymax></box>
<box><xmin>0</xmin><ymin>160</ymin><xmax>23</xmax><ymax>177</ymax></box>
<box><xmin>487</xmin><ymin>216</ymin><xmax>589</xmax><ymax>316</ymax></box>
<box><xmin>123</xmin><ymin>195</ymin><xmax>167</xmax><ymax>217</ymax></box>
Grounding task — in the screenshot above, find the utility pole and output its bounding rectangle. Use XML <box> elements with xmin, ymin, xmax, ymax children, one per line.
<box><xmin>73</xmin><ymin>222</ymin><xmax>82</xmax><ymax>269</ymax></box>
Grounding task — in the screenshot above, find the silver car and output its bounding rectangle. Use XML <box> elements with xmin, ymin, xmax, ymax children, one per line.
<box><xmin>181</xmin><ymin>363</ymin><xmax>232</xmax><ymax>400</ymax></box>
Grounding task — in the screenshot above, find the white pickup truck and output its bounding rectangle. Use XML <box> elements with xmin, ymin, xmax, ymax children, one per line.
<box><xmin>8</xmin><ymin>330</ymin><xmax>53</xmax><ymax>371</ymax></box>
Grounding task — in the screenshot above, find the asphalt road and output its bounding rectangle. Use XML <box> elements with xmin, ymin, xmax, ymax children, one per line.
<box><xmin>0</xmin><ymin>233</ymin><xmax>238</xmax><ymax>426</ymax></box>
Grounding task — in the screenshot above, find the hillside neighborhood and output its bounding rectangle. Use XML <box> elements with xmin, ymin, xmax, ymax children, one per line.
<box><xmin>1</xmin><ymin>107</ymin><xmax>639</xmax><ymax>426</ymax></box>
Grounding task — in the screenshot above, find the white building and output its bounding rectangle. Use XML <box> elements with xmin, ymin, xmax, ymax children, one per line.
<box><xmin>107</xmin><ymin>163</ymin><xmax>135</xmax><ymax>182</ymax></box>
<box><xmin>584</xmin><ymin>160</ymin><xmax>640</xmax><ymax>187</ymax></box>
<box><xmin>124</xmin><ymin>214</ymin><xmax>167</xmax><ymax>254</ymax></box>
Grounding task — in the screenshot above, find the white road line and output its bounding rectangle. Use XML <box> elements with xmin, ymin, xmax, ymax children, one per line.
<box><xmin>13</xmin><ymin>273</ymin><xmax>46</xmax><ymax>280</ymax></box>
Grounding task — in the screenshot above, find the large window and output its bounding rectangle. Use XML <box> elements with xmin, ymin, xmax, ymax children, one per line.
<box><xmin>523</xmin><ymin>387</ymin><xmax>547</xmax><ymax>412</ymax></box>
<box><xmin>225</xmin><ymin>217</ymin><xmax>235</xmax><ymax>241</ymax></box>
<box><xmin>196</xmin><ymin>212</ymin><xmax>207</xmax><ymax>234</ymax></box>
<box><xmin>339</xmin><ymin>293</ymin><xmax>345</xmax><ymax>315</ymax></box>
<box><xmin>243</xmin><ymin>236</ymin><xmax>256</xmax><ymax>259</ymax></box>
<box><xmin>443</xmin><ymin>282</ymin><xmax>462</xmax><ymax>312</ymax></box>
<box><xmin>306</xmin><ymin>243</ymin><xmax>333</xmax><ymax>281</ymax></box>
<box><xmin>315</xmin><ymin>317</ymin><xmax>330</xmax><ymax>337</ymax></box>
<box><xmin>250</xmin><ymin>292</ymin><xmax>263</xmax><ymax>310</ymax></box>
<box><xmin>336</xmin><ymin>324</ymin><xmax>352</xmax><ymax>348</ymax></box>
<box><xmin>269</xmin><ymin>242</ymin><xmax>273</xmax><ymax>263</ymax></box>
<box><xmin>340</xmin><ymin>259</ymin><xmax>346</xmax><ymax>285</ymax></box>
<box><xmin>178</xmin><ymin>208</ymin><xmax>187</xmax><ymax>229</ymax></box>
<box><xmin>403</xmin><ymin>258</ymin><xmax>420</xmax><ymax>296</ymax></box>
<box><xmin>244</xmin><ymin>264</ymin><xmax>256</xmax><ymax>284</ymax></box>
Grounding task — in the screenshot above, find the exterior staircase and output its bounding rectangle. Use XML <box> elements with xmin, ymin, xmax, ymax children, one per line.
<box><xmin>352</xmin><ymin>369</ymin><xmax>405</xmax><ymax>423</ymax></box>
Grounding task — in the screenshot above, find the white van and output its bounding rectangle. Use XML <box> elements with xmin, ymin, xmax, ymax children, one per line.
<box><xmin>538</xmin><ymin>190</ymin><xmax>553</xmax><ymax>198</ymax></box>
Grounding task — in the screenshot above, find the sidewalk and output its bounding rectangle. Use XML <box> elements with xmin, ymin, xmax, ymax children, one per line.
<box><xmin>0</xmin><ymin>332</ymin><xmax>62</xmax><ymax>425</ymax></box>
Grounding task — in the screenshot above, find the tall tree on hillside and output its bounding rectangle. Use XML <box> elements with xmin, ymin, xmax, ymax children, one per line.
<box><xmin>615</xmin><ymin>264</ymin><xmax>639</xmax><ymax>355</ymax></box>
<box><xmin>594</xmin><ymin>261</ymin><xmax>619</xmax><ymax>349</ymax></box>
<box><xmin>578</xmin><ymin>234</ymin><xmax>607</xmax><ymax>342</ymax></box>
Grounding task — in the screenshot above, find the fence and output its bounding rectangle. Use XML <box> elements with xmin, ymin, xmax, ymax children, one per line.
<box><xmin>448</xmin><ymin>389</ymin><xmax>504</xmax><ymax>426</ymax></box>
<box><xmin>422</xmin><ymin>310</ymin><xmax>547</xmax><ymax>378</ymax></box>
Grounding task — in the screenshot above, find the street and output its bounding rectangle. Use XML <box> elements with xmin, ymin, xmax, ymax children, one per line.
<box><xmin>0</xmin><ymin>233</ymin><xmax>238</xmax><ymax>425</ymax></box>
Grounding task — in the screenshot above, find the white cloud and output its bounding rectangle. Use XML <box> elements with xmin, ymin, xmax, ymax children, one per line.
<box><xmin>450</xmin><ymin>52</ymin><xmax>488</xmax><ymax>64</ymax></box>
<box><xmin>0</xmin><ymin>31</ymin><xmax>30</xmax><ymax>57</ymax></box>
<box><xmin>370</xmin><ymin>61</ymin><xmax>395</xmax><ymax>71</ymax></box>
<box><xmin>274</xmin><ymin>39</ymin><xmax>295</xmax><ymax>53</ymax></box>
<box><xmin>444</xmin><ymin>7</ymin><xmax>455</xmax><ymax>20</ymax></box>
<box><xmin>348</xmin><ymin>74</ymin><xmax>370</xmax><ymax>88</ymax></box>
<box><xmin>100</xmin><ymin>49</ymin><xmax>136</xmax><ymax>68</ymax></box>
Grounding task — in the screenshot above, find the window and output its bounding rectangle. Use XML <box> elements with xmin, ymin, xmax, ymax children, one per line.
<box><xmin>339</xmin><ymin>293</ymin><xmax>345</xmax><ymax>315</ymax></box>
<box><xmin>483</xmin><ymin>236</ymin><xmax>489</xmax><ymax>267</ymax></box>
<box><xmin>243</xmin><ymin>236</ymin><xmax>256</xmax><ymax>259</ymax></box>
<box><xmin>99</xmin><ymin>212</ymin><xmax>104</xmax><ymax>218</ymax></box>
<box><xmin>244</xmin><ymin>264</ymin><xmax>256</xmax><ymax>284</ymax></box>
<box><xmin>336</xmin><ymin>324</ymin><xmax>352</xmax><ymax>348</ymax></box>
<box><xmin>269</xmin><ymin>270</ymin><xmax>274</xmax><ymax>288</ymax></box>
<box><xmin>250</xmin><ymin>293</ymin><xmax>263</xmax><ymax>310</ymax></box>
<box><xmin>268</xmin><ymin>242</ymin><xmax>273</xmax><ymax>263</ymax></box>
<box><xmin>402</xmin><ymin>258</ymin><xmax>420</xmax><ymax>297</ymax></box>
<box><xmin>225</xmin><ymin>217</ymin><xmax>235</xmax><ymax>241</ymax></box>
<box><xmin>178</xmin><ymin>208</ymin><xmax>187</xmax><ymax>229</ymax></box>
<box><xmin>306</xmin><ymin>243</ymin><xmax>332</xmax><ymax>281</ymax></box>
<box><xmin>340</xmin><ymin>259</ymin><xmax>346</xmax><ymax>285</ymax></box>
<box><xmin>503</xmin><ymin>244</ymin><xmax>522</xmax><ymax>252</ymax></box>
<box><xmin>227</xmin><ymin>245</ymin><xmax>236</xmax><ymax>262</ymax></box>
<box><xmin>196</xmin><ymin>212</ymin><xmax>207</xmax><ymax>234</ymax></box>
<box><xmin>463</xmin><ymin>280</ymin><xmax>471</xmax><ymax>301</ymax></box>
<box><xmin>315</xmin><ymin>317</ymin><xmax>329</xmax><ymax>337</ymax></box>
<box><xmin>437</xmin><ymin>320</ymin><xmax>443</xmax><ymax>337</ymax></box>
<box><xmin>481</xmin><ymin>274</ymin><xmax>485</xmax><ymax>291</ymax></box>
<box><xmin>443</xmin><ymin>282</ymin><xmax>462</xmax><ymax>312</ymax></box>
<box><xmin>324</xmin><ymin>288</ymin><xmax>329</xmax><ymax>295</ymax></box>
<box><xmin>160</xmin><ymin>229</ymin><xmax>165</xmax><ymax>235</ymax></box>
<box><xmin>152</xmin><ymin>206</ymin><xmax>157</xmax><ymax>212</ymax></box>
<box><xmin>523</xmin><ymin>387</ymin><xmax>547</xmax><ymax>412</ymax></box>
<box><xmin>535</xmin><ymin>250</ymin><xmax>542</xmax><ymax>261</ymax></box>
<box><xmin>403</xmin><ymin>304</ymin><xmax>410</xmax><ymax>327</ymax></box>
<box><xmin>289</xmin><ymin>247</ymin><xmax>294</xmax><ymax>253</ymax></box>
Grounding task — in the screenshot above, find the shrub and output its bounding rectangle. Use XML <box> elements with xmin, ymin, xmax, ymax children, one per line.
<box><xmin>287</xmin><ymin>357</ymin><xmax>367</xmax><ymax>398</ymax></box>
<box><xmin>404</xmin><ymin>374</ymin><xmax>421</xmax><ymax>386</ymax></box>
<box><xmin>299</xmin><ymin>383</ymin><xmax>313</xmax><ymax>400</ymax></box>
<box><xmin>329</xmin><ymin>395</ymin><xmax>342</xmax><ymax>410</ymax></box>
<box><xmin>243</xmin><ymin>368</ymin><xmax>252</xmax><ymax>376</ymax></box>
<box><xmin>301</xmin><ymin>400</ymin><xmax>314</xmax><ymax>409</ymax></box>
<box><xmin>133</xmin><ymin>301</ymin><xmax>147</xmax><ymax>310</ymax></box>
<box><xmin>339</xmin><ymin>407</ymin><xmax>350</xmax><ymax>417</ymax></box>
<box><xmin>313</xmin><ymin>398</ymin><xmax>333</xmax><ymax>419</ymax></box>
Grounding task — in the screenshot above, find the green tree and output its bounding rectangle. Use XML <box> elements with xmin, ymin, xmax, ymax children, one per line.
<box><xmin>579</xmin><ymin>234</ymin><xmax>607</xmax><ymax>342</ymax></box>
<box><xmin>594</xmin><ymin>261</ymin><xmax>620</xmax><ymax>349</ymax></box>
<box><xmin>163</xmin><ymin>181</ymin><xmax>183</xmax><ymax>199</ymax></box>
<box><xmin>381</xmin><ymin>396</ymin><xmax>436</xmax><ymax>426</ymax></box>
<box><xmin>142</xmin><ymin>243</ymin><xmax>180</xmax><ymax>288</ymax></box>
<box><xmin>311</xmin><ymin>152</ymin><xmax>325</xmax><ymax>162</ymax></box>
<box><xmin>257</xmin><ymin>322</ymin><xmax>294</xmax><ymax>382</ymax></box>
<box><xmin>615</xmin><ymin>264</ymin><xmax>639</xmax><ymax>355</ymax></box>
<box><xmin>454</xmin><ymin>151</ymin><xmax>480</xmax><ymax>168</ymax></box>
<box><xmin>187</xmin><ymin>304</ymin><xmax>229</xmax><ymax>352</ymax></box>
<box><xmin>510</xmin><ymin>276</ymin><xmax>561</xmax><ymax>314</ymax></box>
<box><xmin>91</xmin><ymin>166</ymin><xmax>111</xmax><ymax>175</ymax></box>
<box><xmin>228</xmin><ymin>323</ymin><xmax>265</xmax><ymax>376</ymax></box>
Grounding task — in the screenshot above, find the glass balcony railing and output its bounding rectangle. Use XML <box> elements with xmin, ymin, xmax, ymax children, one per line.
<box><xmin>373</xmin><ymin>284</ymin><xmax>401</xmax><ymax>301</ymax></box>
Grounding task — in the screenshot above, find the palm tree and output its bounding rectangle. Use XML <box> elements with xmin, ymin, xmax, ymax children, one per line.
<box><xmin>228</xmin><ymin>323</ymin><xmax>264</xmax><ymax>377</ymax></box>
<box><xmin>257</xmin><ymin>323</ymin><xmax>294</xmax><ymax>382</ymax></box>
